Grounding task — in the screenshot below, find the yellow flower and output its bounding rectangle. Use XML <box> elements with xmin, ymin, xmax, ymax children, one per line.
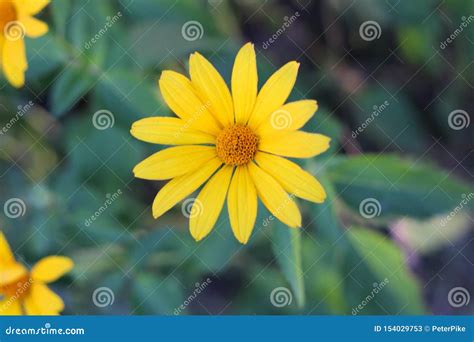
<box><xmin>0</xmin><ymin>231</ymin><xmax>73</xmax><ymax>315</ymax></box>
<box><xmin>0</xmin><ymin>0</ymin><xmax>49</xmax><ymax>87</ymax></box>
<box><xmin>131</xmin><ymin>43</ymin><xmax>330</xmax><ymax>244</ymax></box>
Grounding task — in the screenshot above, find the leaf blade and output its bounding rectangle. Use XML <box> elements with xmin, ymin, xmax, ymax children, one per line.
<box><xmin>326</xmin><ymin>154</ymin><xmax>472</xmax><ymax>219</ymax></box>
<box><xmin>272</xmin><ymin>222</ymin><xmax>305</xmax><ymax>307</ymax></box>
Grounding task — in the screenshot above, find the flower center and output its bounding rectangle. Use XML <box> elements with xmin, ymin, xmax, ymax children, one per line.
<box><xmin>0</xmin><ymin>274</ymin><xmax>32</xmax><ymax>300</ymax></box>
<box><xmin>216</xmin><ymin>124</ymin><xmax>259</xmax><ymax>165</ymax></box>
<box><xmin>0</xmin><ymin>1</ymin><xmax>16</xmax><ymax>30</ymax></box>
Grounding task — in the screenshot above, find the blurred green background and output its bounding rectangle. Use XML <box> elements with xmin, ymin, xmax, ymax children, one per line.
<box><xmin>0</xmin><ymin>0</ymin><xmax>473</xmax><ymax>315</ymax></box>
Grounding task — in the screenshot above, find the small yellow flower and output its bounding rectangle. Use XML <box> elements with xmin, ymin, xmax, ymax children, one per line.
<box><xmin>131</xmin><ymin>43</ymin><xmax>330</xmax><ymax>244</ymax></box>
<box><xmin>0</xmin><ymin>231</ymin><xmax>73</xmax><ymax>315</ymax></box>
<box><xmin>0</xmin><ymin>0</ymin><xmax>49</xmax><ymax>87</ymax></box>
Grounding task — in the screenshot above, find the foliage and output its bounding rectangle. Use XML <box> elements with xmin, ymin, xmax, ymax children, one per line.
<box><xmin>0</xmin><ymin>0</ymin><xmax>472</xmax><ymax>315</ymax></box>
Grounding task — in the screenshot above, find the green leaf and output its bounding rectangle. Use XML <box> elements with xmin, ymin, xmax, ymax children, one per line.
<box><xmin>310</xmin><ymin>175</ymin><xmax>349</xmax><ymax>249</ymax></box>
<box><xmin>96</xmin><ymin>70</ymin><xmax>162</xmax><ymax>119</ymax></box>
<box><xmin>50</xmin><ymin>0</ymin><xmax>72</xmax><ymax>37</ymax></box>
<box><xmin>306</xmin><ymin>179</ymin><xmax>424</xmax><ymax>314</ymax></box>
<box><xmin>189</xmin><ymin>202</ymin><xmax>270</xmax><ymax>275</ymax></box>
<box><xmin>309</xmin><ymin>268</ymin><xmax>347</xmax><ymax>313</ymax></box>
<box><xmin>272</xmin><ymin>222</ymin><xmax>305</xmax><ymax>307</ymax></box>
<box><xmin>326</xmin><ymin>154</ymin><xmax>472</xmax><ymax>219</ymax></box>
<box><xmin>50</xmin><ymin>63</ymin><xmax>95</xmax><ymax>117</ymax></box>
<box><xmin>302</xmin><ymin>239</ymin><xmax>347</xmax><ymax>314</ymax></box>
<box><xmin>397</xmin><ymin>23</ymin><xmax>441</xmax><ymax>69</ymax></box>
<box><xmin>189</xmin><ymin>205</ymin><xmax>242</xmax><ymax>273</ymax></box>
<box><xmin>345</xmin><ymin>227</ymin><xmax>425</xmax><ymax>314</ymax></box>
<box><xmin>67</xmin><ymin>0</ymin><xmax>117</xmax><ymax>61</ymax></box>
<box><xmin>305</xmin><ymin>178</ymin><xmax>352</xmax><ymax>314</ymax></box>
<box><xmin>26</xmin><ymin>33</ymin><xmax>68</xmax><ymax>80</ymax></box>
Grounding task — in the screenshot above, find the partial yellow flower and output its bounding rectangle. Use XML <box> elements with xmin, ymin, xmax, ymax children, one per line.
<box><xmin>0</xmin><ymin>231</ymin><xmax>73</xmax><ymax>315</ymax></box>
<box><xmin>0</xmin><ymin>0</ymin><xmax>49</xmax><ymax>87</ymax></box>
<box><xmin>131</xmin><ymin>43</ymin><xmax>330</xmax><ymax>244</ymax></box>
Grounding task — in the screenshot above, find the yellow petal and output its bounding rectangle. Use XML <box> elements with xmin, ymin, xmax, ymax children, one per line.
<box><xmin>247</xmin><ymin>61</ymin><xmax>299</xmax><ymax>129</ymax></box>
<box><xmin>20</xmin><ymin>15</ymin><xmax>48</xmax><ymax>38</ymax></box>
<box><xmin>189</xmin><ymin>52</ymin><xmax>233</xmax><ymax>127</ymax></box>
<box><xmin>23</xmin><ymin>294</ymin><xmax>40</xmax><ymax>315</ymax></box>
<box><xmin>31</xmin><ymin>256</ymin><xmax>73</xmax><ymax>283</ymax></box>
<box><xmin>17</xmin><ymin>0</ymin><xmax>50</xmax><ymax>15</ymax></box>
<box><xmin>227</xmin><ymin>165</ymin><xmax>257</xmax><ymax>244</ymax></box>
<box><xmin>159</xmin><ymin>71</ymin><xmax>221</xmax><ymax>135</ymax></box>
<box><xmin>231</xmin><ymin>43</ymin><xmax>258</xmax><ymax>124</ymax></box>
<box><xmin>0</xmin><ymin>231</ymin><xmax>15</xmax><ymax>266</ymax></box>
<box><xmin>256</xmin><ymin>100</ymin><xmax>318</xmax><ymax>135</ymax></box>
<box><xmin>255</xmin><ymin>152</ymin><xmax>326</xmax><ymax>203</ymax></box>
<box><xmin>2</xmin><ymin>38</ymin><xmax>27</xmax><ymax>88</ymax></box>
<box><xmin>190</xmin><ymin>166</ymin><xmax>233</xmax><ymax>241</ymax></box>
<box><xmin>152</xmin><ymin>158</ymin><xmax>222</xmax><ymax>219</ymax></box>
<box><xmin>130</xmin><ymin>117</ymin><xmax>216</xmax><ymax>145</ymax></box>
<box><xmin>23</xmin><ymin>291</ymin><xmax>60</xmax><ymax>315</ymax></box>
<box><xmin>0</xmin><ymin>262</ymin><xmax>28</xmax><ymax>286</ymax></box>
<box><xmin>248</xmin><ymin>162</ymin><xmax>301</xmax><ymax>228</ymax></box>
<box><xmin>259</xmin><ymin>131</ymin><xmax>330</xmax><ymax>158</ymax></box>
<box><xmin>0</xmin><ymin>297</ymin><xmax>22</xmax><ymax>315</ymax></box>
<box><xmin>27</xmin><ymin>283</ymin><xmax>64</xmax><ymax>314</ymax></box>
<box><xmin>133</xmin><ymin>146</ymin><xmax>217</xmax><ymax>180</ymax></box>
